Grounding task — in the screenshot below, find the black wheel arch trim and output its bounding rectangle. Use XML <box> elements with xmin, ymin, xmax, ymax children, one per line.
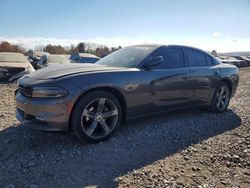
<box><xmin>68</xmin><ymin>86</ymin><xmax>127</xmax><ymax>131</ymax></box>
<box><xmin>220</xmin><ymin>79</ymin><xmax>233</xmax><ymax>97</ymax></box>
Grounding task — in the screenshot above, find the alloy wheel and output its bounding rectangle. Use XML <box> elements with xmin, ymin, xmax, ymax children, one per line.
<box><xmin>215</xmin><ymin>86</ymin><xmax>230</xmax><ymax>111</ymax></box>
<box><xmin>80</xmin><ymin>98</ymin><xmax>118</xmax><ymax>139</ymax></box>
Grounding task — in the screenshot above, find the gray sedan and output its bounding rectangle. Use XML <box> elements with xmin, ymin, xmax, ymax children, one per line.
<box><xmin>15</xmin><ymin>45</ymin><xmax>239</xmax><ymax>143</ymax></box>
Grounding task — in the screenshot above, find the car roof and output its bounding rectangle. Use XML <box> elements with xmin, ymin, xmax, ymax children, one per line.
<box><xmin>79</xmin><ymin>53</ymin><xmax>100</xmax><ymax>59</ymax></box>
<box><xmin>0</xmin><ymin>52</ymin><xmax>26</xmax><ymax>59</ymax></box>
<box><xmin>132</xmin><ymin>44</ymin><xmax>162</xmax><ymax>48</ymax></box>
<box><xmin>131</xmin><ymin>44</ymin><xmax>210</xmax><ymax>55</ymax></box>
<box><xmin>0</xmin><ymin>52</ymin><xmax>29</xmax><ymax>64</ymax></box>
<box><xmin>47</xmin><ymin>54</ymin><xmax>70</xmax><ymax>64</ymax></box>
<box><xmin>33</xmin><ymin>51</ymin><xmax>50</xmax><ymax>57</ymax></box>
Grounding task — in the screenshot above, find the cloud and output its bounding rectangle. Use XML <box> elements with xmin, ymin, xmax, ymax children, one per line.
<box><xmin>213</xmin><ymin>32</ymin><xmax>222</xmax><ymax>38</ymax></box>
<box><xmin>85</xmin><ymin>36</ymin><xmax>154</xmax><ymax>47</ymax></box>
<box><xmin>1</xmin><ymin>36</ymin><xmax>250</xmax><ymax>53</ymax></box>
<box><xmin>0</xmin><ymin>36</ymin><xmax>83</xmax><ymax>50</ymax></box>
<box><xmin>0</xmin><ymin>36</ymin><xmax>158</xmax><ymax>50</ymax></box>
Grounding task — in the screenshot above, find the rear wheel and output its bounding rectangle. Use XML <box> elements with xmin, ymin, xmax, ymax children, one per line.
<box><xmin>210</xmin><ymin>82</ymin><xmax>231</xmax><ymax>113</ymax></box>
<box><xmin>71</xmin><ymin>91</ymin><xmax>122</xmax><ymax>143</ymax></box>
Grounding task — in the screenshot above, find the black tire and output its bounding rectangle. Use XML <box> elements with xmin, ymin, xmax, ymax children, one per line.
<box><xmin>71</xmin><ymin>90</ymin><xmax>122</xmax><ymax>143</ymax></box>
<box><xmin>210</xmin><ymin>82</ymin><xmax>231</xmax><ymax>113</ymax></box>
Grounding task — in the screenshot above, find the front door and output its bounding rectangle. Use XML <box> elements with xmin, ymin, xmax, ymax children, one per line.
<box><xmin>146</xmin><ymin>47</ymin><xmax>192</xmax><ymax>109</ymax></box>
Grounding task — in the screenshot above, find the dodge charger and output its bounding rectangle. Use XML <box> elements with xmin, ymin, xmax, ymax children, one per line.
<box><xmin>15</xmin><ymin>45</ymin><xmax>239</xmax><ymax>143</ymax></box>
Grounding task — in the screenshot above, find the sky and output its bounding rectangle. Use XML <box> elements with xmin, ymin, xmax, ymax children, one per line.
<box><xmin>0</xmin><ymin>0</ymin><xmax>249</xmax><ymax>52</ymax></box>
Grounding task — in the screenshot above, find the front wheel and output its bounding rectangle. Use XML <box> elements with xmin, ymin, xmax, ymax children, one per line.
<box><xmin>71</xmin><ymin>91</ymin><xmax>122</xmax><ymax>143</ymax></box>
<box><xmin>210</xmin><ymin>83</ymin><xmax>231</xmax><ymax>113</ymax></box>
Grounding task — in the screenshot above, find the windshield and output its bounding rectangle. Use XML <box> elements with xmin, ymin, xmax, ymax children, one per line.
<box><xmin>96</xmin><ymin>46</ymin><xmax>157</xmax><ymax>68</ymax></box>
<box><xmin>47</xmin><ymin>55</ymin><xmax>70</xmax><ymax>64</ymax></box>
<box><xmin>0</xmin><ymin>53</ymin><xmax>27</xmax><ymax>63</ymax></box>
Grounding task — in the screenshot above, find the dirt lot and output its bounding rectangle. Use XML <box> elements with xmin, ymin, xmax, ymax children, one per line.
<box><xmin>0</xmin><ymin>68</ymin><xmax>249</xmax><ymax>188</ymax></box>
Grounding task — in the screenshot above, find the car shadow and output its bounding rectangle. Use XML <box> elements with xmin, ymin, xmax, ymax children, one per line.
<box><xmin>0</xmin><ymin>108</ymin><xmax>242</xmax><ymax>187</ymax></box>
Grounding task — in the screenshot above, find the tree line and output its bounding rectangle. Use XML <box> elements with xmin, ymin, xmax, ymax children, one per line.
<box><xmin>0</xmin><ymin>41</ymin><xmax>122</xmax><ymax>58</ymax></box>
<box><xmin>0</xmin><ymin>41</ymin><xmax>25</xmax><ymax>54</ymax></box>
<box><xmin>0</xmin><ymin>41</ymin><xmax>219</xmax><ymax>57</ymax></box>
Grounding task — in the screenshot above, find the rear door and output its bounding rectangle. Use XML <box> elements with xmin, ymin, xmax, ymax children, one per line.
<box><xmin>184</xmin><ymin>48</ymin><xmax>221</xmax><ymax>104</ymax></box>
<box><xmin>147</xmin><ymin>47</ymin><xmax>193</xmax><ymax>109</ymax></box>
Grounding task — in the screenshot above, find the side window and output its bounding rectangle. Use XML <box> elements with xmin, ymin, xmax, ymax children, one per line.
<box><xmin>186</xmin><ymin>49</ymin><xmax>207</xmax><ymax>66</ymax></box>
<box><xmin>206</xmin><ymin>55</ymin><xmax>213</xmax><ymax>65</ymax></box>
<box><xmin>151</xmin><ymin>47</ymin><xmax>184</xmax><ymax>69</ymax></box>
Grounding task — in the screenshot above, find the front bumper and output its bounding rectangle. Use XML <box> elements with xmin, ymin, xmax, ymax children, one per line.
<box><xmin>15</xmin><ymin>91</ymin><xmax>70</xmax><ymax>131</ymax></box>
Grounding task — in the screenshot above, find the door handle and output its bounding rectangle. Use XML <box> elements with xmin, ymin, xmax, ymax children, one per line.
<box><xmin>182</xmin><ymin>75</ymin><xmax>189</xmax><ymax>80</ymax></box>
<box><xmin>214</xmin><ymin>70</ymin><xmax>220</xmax><ymax>75</ymax></box>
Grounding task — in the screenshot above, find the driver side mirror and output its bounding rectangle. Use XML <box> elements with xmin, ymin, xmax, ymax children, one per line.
<box><xmin>144</xmin><ymin>56</ymin><xmax>163</xmax><ymax>69</ymax></box>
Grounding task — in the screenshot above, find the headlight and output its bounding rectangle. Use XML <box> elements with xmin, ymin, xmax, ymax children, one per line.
<box><xmin>32</xmin><ymin>87</ymin><xmax>68</xmax><ymax>98</ymax></box>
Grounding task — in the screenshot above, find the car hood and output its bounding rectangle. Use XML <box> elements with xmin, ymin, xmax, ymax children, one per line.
<box><xmin>27</xmin><ymin>63</ymin><xmax>128</xmax><ymax>79</ymax></box>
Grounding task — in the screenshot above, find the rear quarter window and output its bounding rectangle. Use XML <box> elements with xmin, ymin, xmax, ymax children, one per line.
<box><xmin>206</xmin><ymin>55</ymin><xmax>213</xmax><ymax>65</ymax></box>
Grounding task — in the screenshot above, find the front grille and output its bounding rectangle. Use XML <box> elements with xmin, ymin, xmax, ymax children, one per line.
<box><xmin>18</xmin><ymin>85</ymin><xmax>32</xmax><ymax>97</ymax></box>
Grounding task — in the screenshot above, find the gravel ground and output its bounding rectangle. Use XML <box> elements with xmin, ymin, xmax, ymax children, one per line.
<box><xmin>0</xmin><ymin>68</ymin><xmax>249</xmax><ymax>188</ymax></box>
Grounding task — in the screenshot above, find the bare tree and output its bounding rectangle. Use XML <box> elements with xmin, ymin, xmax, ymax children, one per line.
<box><xmin>43</xmin><ymin>44</ymin><xmax>67</xmax><ymax>54</ymax></box>
<box><xmin>77</xmin><ymin>42</ymin><xmax>86</xmax><ymax>53</ymax></box>
<box><xmin>0</xmin><ymin>41</ymin><xmax>25</xmax><ymax>53</ymax></box>
<box><xmin>211</xmin><ymin>50</ymin><xmax>219</xmax><ymax>57</ymax></box>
